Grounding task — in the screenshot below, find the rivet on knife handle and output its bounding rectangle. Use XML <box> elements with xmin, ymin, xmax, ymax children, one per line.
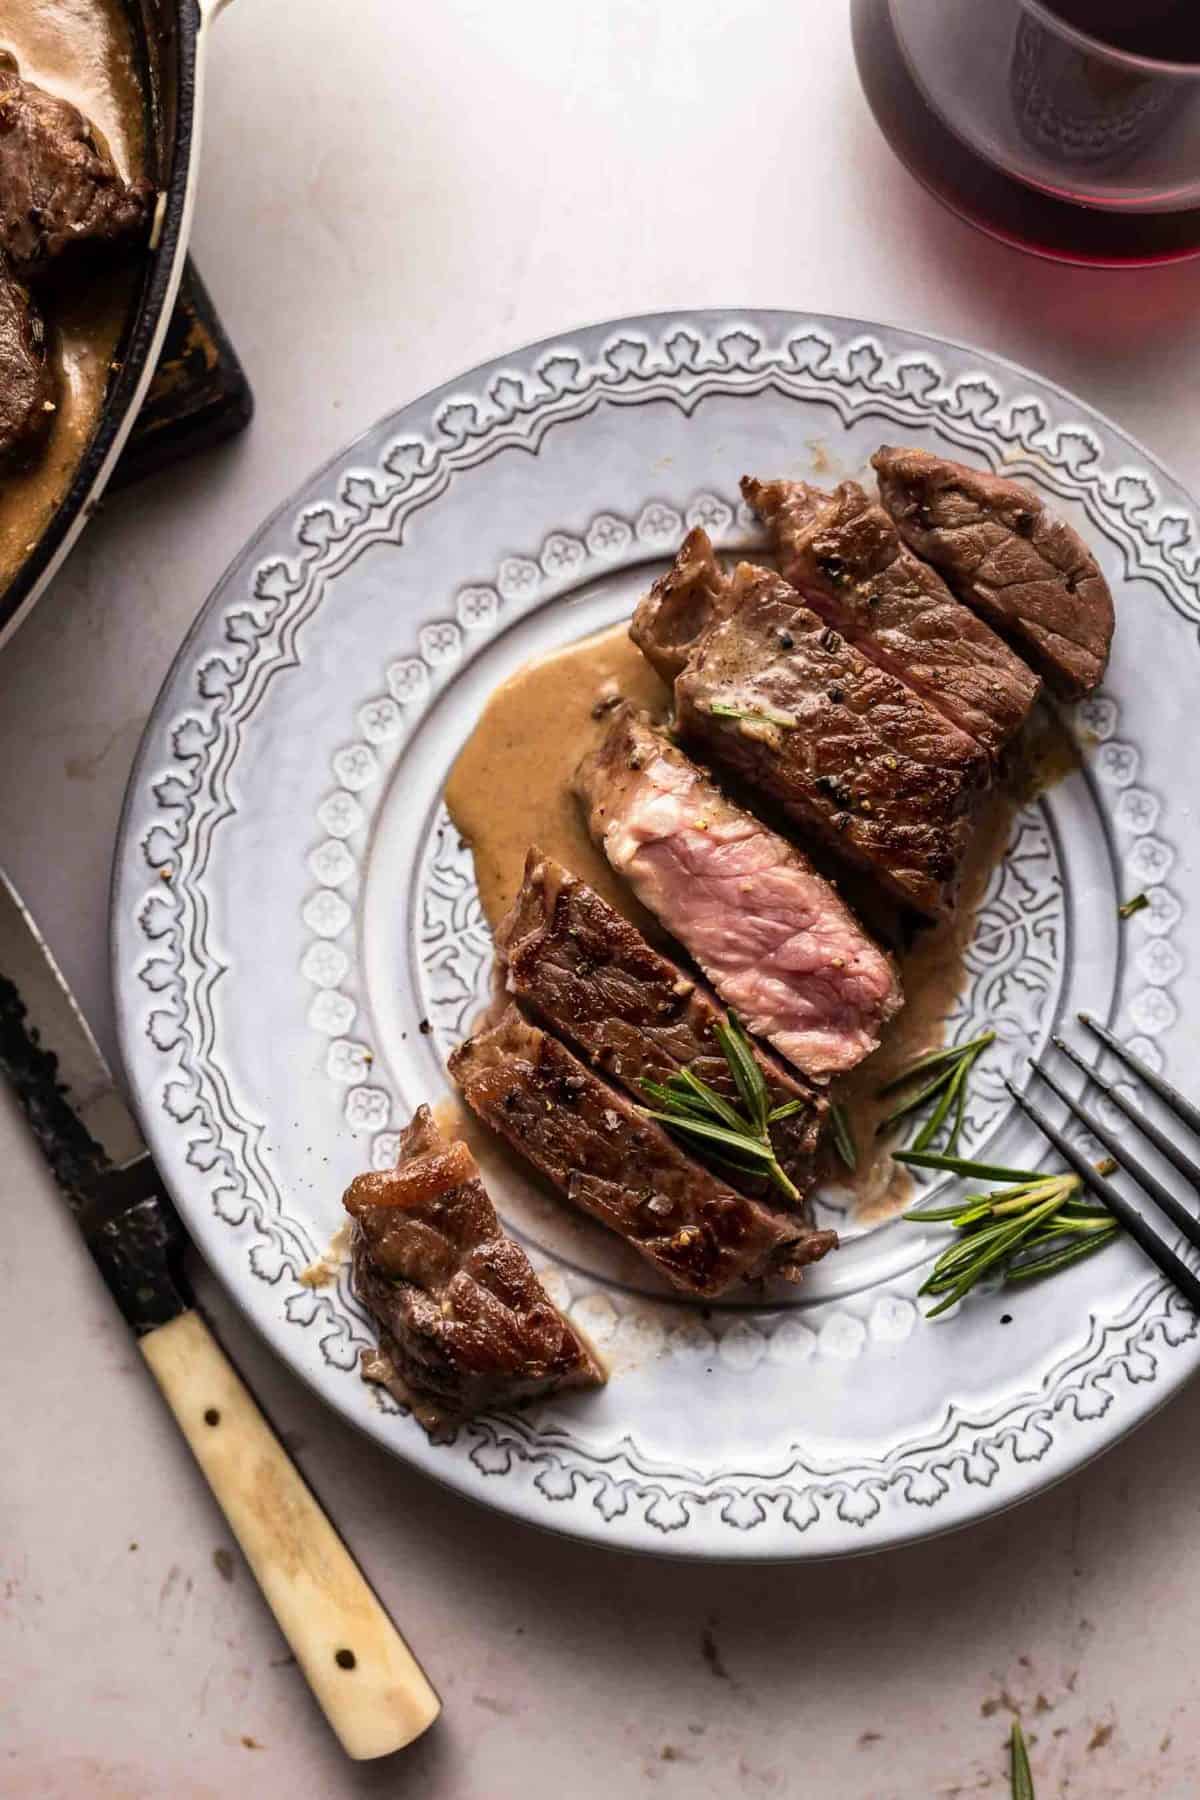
<box><xmin>139</xmin><ymin>1309</ymin><xmax>441</xmax><ymax>1760</ymax></box>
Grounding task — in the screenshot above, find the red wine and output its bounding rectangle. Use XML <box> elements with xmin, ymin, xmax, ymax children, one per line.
<box><xmin>1041</xmin><ymin>1</ymin><xmax>1200</xmax><ymax>64</ymax></box>
<box><xmin>851</xmin><ymin>0</ymin><xmax>1200</xmax><ymax>266</ymax></box>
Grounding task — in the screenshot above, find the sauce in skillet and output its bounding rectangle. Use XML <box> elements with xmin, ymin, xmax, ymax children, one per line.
<box><xmin>445</xmin><ymin>617</ymin><xmax>1079</xmax><ymax>1225</ymax></box>
<box><xmin>0</xmin><ymin>0</ymin><xmax>148</xmax><ymax>596</ymax></box>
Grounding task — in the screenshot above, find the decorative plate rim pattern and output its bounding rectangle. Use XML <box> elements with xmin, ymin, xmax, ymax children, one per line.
<box><xmin>113</xmin><ymin>310</ymin><xmax>1199</xmax><ymax>1558</ymax></box>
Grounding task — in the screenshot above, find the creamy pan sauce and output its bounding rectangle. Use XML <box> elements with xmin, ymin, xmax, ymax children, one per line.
<box><xmin>445</xmin><ymin>622</ymin><xmax>670</xmax><ymax>940</ymax></box>
<box><xmin>446</xmin><ymin>618</ymin><xmax>1077</xmax><ymax>1225</ymax></box>
<box><xmin>0</xmin><ymin>0</ymin><xmax>148</xmax><ymax>596</ymax></box>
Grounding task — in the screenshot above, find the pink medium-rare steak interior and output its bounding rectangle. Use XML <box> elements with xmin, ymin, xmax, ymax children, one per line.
<box><xmin>574</xmin><ymin>706</ymin><xmax>901</xmax><ymax>1079</ymax></box>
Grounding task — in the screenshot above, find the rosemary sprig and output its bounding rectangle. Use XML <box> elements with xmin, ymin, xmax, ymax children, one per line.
<box><xmin>874</xmin><ymin>1031</ymin><xmax>995</xmax><ymax>1154</ymax></box>
<box><xmin>1010</xmin><ymin>1720</ymin><xmax>1035</xmax><ymax>1799</ymax></box>
<box><xmin>1119</xmin><ymin>891</ymin><xmax>1149</xmax><ymax>920</ymax></box>
<box><xmin>639</xmin><ymin>1013</ymin><xmax>801</xmax><ymax>1201</ymax></box>
<box><xmin>903</xmin><ymin>1157</ymin><xmax>1120</xmax><ymax>1317</ymax></box>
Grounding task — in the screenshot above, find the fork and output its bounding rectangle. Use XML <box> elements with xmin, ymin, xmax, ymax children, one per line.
<box><xmin>1003</xmin><ymin>1013</ymin><xmax>1200</xmax><ymax>1311</ymax></box>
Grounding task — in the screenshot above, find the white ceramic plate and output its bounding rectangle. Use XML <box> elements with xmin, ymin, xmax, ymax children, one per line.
<box><xmin>113</xmin><ymin>311</ymin><xmax>1200</xmax><ymax>1559</ymax></box>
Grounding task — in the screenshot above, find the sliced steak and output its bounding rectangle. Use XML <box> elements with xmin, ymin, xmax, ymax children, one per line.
<box><xmin>742</xmin><ymin>476</ymin><xmax>1039</xmax><ymax>759</ymax></box>
<box><xmin>872</xmin><ymin>445</ymin><xmax>1114</xmax><ymax>700</ymax></box>
<box><xmin>0</xmin><ymin>253</ymin><xmax>53</xmax><ymax>463</ymax></box>
<box><xmin>450</xmin><ymin>1007</ymin><xmax>829</xmax><ymax>1296</ymax></box>
<box><xmin>0</xmin><ymin>51</ymin><xmax>154</xmax><ymax>278</ymax></box>
<box><xmin>574</xmin><ymin>706</ymin><xmax>902</xmax><ymax>1078</ymax></box>
<box><xmin>497</xmin><ymin>847</ymin><xmax>830</xmax><ymax>1212</ymax></box>
<box><xmin>630</xmin><ymin>534</ymin><xmax>987</xmax><ymax>918</ymax></box>
<box><xmin>345</xmin><ymin>1106</ymin><xmax>603</xmax><ymax>1440</ymax></box>
<box><xmin>631</xmin><ymin>525</ymin><xmax>739</xmax><ymax>682</ymax></box>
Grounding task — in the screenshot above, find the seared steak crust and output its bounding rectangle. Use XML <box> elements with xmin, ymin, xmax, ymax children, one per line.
<box><xmin>345</xmin><ymin>1106</ymin><xmax>603</xmax><ymax>1440</ymax></box>
<box><xmin>497</xmin><ymin>848</ymin><xmax>829</xmax><ymax>1208</ymax></box>
<box><xmin>743</xmin><ymin>476</ymin><xmax>1039</xmax><ymax>758</ymax></box>
<box><xmin>631</xmin><ymin>525</ymin><xmax>738</xmax><ymax>682</ymax></box>
<box><xmin>575</xmin><ymin>706</ymin><xmax>901</xmax><ymax>1078</ymax></box>
<box><xmin>0</xmin><ymin>52</ymin><xmax>154</xmax><ymax>277</ymax></box>
<box><xmin>0</xmin><ymin>254</ymin><xmax>53</xmax><ymax>463</ymax></box>
<box><xmin>629</xmin><ymin>531</ymin><xmax>986</xmax><ymax>918</ymax></box>
<box><xmin>872</xmin><ymin>445</ymin><xmax>1114</xmax><ymax>700</ymax></box>
<box><xmin>450</xmin><ymin>1007</ymin><xmax>832</xmax><ymax>1295</ymax></box>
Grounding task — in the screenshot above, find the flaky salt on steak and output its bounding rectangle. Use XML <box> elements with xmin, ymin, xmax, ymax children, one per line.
<box><xmin>742</xmin><ymin>477</ymin><xmax>1039</xmax><ymax>759</ymax></box>
<box><xmin>0</xmin><ymin>256</ymin><xmax>53</xmax><ymax>463</ymax></box>
<box><xmin>344</xmin><ymin>1106</ymin><xmax>603</xmax><ymax>1441</ymax></box>
<box><xmin>450</xmin><ymin>1007</ymin><xmax>831</xmax><ymax>1296</ymax></box>
<box><xmin>0</xmin><ymin>51</ymin><xmax>154</xmax><ymax>277</ymax></box>
<box><xmin>632</xmin><ymin>534</ymin><xmax>986</xmax><ymax>918</ymax></box>
<box><xmin>872</xmin><ymin>445</ymin><xmax>1114</xmax><ymax>700</ymax></box>
<box><xmin>497</xmin><ymin>848</ymin><xmax>830</xmax><ymax>1213</ymax></box>
<box><xmin>574</xmin><ymin>706</ymin><xmax>901</xmax><ymax>1078</ymax></box>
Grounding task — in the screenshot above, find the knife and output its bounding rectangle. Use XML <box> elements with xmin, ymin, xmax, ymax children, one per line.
<box><xmin>0</xmin><ymin>869</ymin><xmax>440</xmax><ymax>1760</ymax></box>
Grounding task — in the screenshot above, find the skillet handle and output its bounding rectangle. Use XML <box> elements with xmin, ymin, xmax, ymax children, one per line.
<box><xmin>140</xmin><ymin>1308</ymin><xmax>441</xmax><ymax>1760</ymax></box>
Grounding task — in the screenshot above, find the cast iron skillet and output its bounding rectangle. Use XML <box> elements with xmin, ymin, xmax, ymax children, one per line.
<box><xmin>0</xmin><ymin>0</ymin><xmax>222</xmax><ymax>649</ymax></box>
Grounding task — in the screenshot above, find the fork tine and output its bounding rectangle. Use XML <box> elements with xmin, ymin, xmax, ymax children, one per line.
<box><xmin>1053</xmin><ymin>1034</ymin><xmax>1200</xmax><ymax>1190</ymax></box>
<box><xmin>1003</xmin><ymin>1078</ymin><xmax>1200</xmax><ymax>1310</ymax></box>
<box><xmin>1078</xmin><ymin>1013</ymin><xmax>1200</xmax><ymax>1138</ymax></box>
<box><xmin>1030</xmin><ymin>1059</ymin><xmax>1200</xmax><ymax>1255</ymax></box>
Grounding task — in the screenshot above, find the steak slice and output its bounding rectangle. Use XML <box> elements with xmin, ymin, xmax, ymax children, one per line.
<box><xmin>450</xmin><ymin>1007</ymin><xmax>830</xmax><ymax>1295</ymax></box>
<box><xmin>0</xmin><ymin>52</ymin><xmax>154</xmax><ymax>278</ymax></box>
<box><xmin>344</xmin><ymin>1106</ymin><xmax>603</xmax><ymax>1440</ymax></box>
<box><xmin>630</xmin><ymin>533</ymin><xmax>987</xmax><ymax>918</ymax></box>
<box><xmin>742</xmin><ymin>476</ymin><xmax>1039</xmax><ymax>759</ymax></box>
<box><xmin>574</xmin><ymin>706</ymin><xmax>902</xmax><ymax>1078</ymax></box>
<box><xmin>631</xmin><ymin>525</ymin><xmax>739</xmax><ymax>682</ymax></box>
<box><xmin>872</xmin><ymin>445</ymin><xmax>1114</xmax><ymax>700</ymax></box>
<box><xmin>496</xmin><ymin>847</ymin><xmax>830</xmax><ymax>1212</ymax></box>
<box><xmin>0</xmin><ymin>253</ymin><xmax>53</xmax><ymax>463</ymax></box>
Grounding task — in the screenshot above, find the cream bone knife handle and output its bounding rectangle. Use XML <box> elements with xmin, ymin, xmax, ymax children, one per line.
<box><xmin>139</xmin><ymin>1309</ymin><xmax>441</xmax><ymax>1759</ymax></box>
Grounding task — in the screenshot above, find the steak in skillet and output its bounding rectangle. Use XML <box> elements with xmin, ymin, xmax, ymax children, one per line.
<box><xmin>344</xmin><ymin>1106</ymin><xmax>603</xmax><ymax>1440</ymax></box>
<box><xmin>633</xmin><ymin>533</ymin><xmax>987</xmax><ymax>918</ymax></box>
<box><xmin>741</xmin><ymin>476</ymin><xmax>1039</xmax><ymax>759</ymax></box>
<box><xmin>574</xmin><ymin>705</ymin><xmax>902</xmax><ymax>1078</ymax></box>
<box><xmin>0</xmin><ymin>255</ymin><xmax>53</xmax><ymax>463</ymax></box>
<box><xmin>0</xmin><ymin>52</ymin><xmax>154</xmax><ymax>278</ymax></box>
<box><xmin>450</xmin><ymin>1007</ymin><xmax>829</xmax><ymax>1296</ymax></box>
<box><xmin>872</xmin><ymin>445</ymin><xmax>1114</xmax><ymax>700</ymax></box>
<box><xmin>497</xmin><ymin>847</ymin><xmax>831</xmax><ymax>1214</ymax></box>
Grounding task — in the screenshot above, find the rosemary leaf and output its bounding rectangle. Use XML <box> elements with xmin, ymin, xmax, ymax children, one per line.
<box><xmin>947</xmin><ymin>1065</ymin><xmax>969</xmax><ymax>1154</ymax></box>
<box><xmin>912</xmin><ymin>1056</ymin><xmax>969</xmax><ymax>1152</ymax></box>
<box><xmin>767</xmin><ymin>1097</ymin><xmax>807</xmax><ymax>1123</ymax></box>
<box><xmin>715</xmin><ymin>1014</ymin><xmax>771</xmax><ymax>1138</ymax></box>
<box><xmin>673</xmin><ymin>1064</ymin><xmax>747</xmax><ymax>1133</ymax></box>
<box><xmin>637</xmin><ymin>1109</ymin><xmax>778</xmax><ymax>1164</ymax></box>
<box><xmin>875</xmin><ymin>1063</ymin><xmax>958</xmax><ymax>1136</ymax></box>
<box><xmin>830</xmin><ymin>1101</ymin><xmax>857</xmax><ymax>1171</ymax></box>
<box><xmin>709</xmin><ymin>700</ymin><xmax>798</xmax><ymax>729</ymax></box>
<box><xmin>875</xmin><ymin>1031</ymin><xmax>996</xmax><ymax>1098</ymax></box>
<box><xmin>894</xmin><ymin>1150</ymin><xmax>1040</xmax><ymax>1182</ymax></box>
<box><xmin>1006</xmin><ymin>1229</ymin><xmax>1119</xmax><ymax>1283</ymax></box>
<box><xmin>1010</xmin><ymin>1719</ymin><xmax>1035</xmax><ymax>1800</ymax></box>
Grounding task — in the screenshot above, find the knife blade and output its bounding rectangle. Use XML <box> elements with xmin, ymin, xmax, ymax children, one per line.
<box><xmin>0</xmin><ymin>869</ymin><xmax>440</xmax><ymax>1759</ymax></box>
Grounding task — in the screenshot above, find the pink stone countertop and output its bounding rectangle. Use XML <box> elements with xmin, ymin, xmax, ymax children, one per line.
<box><xmin>5</xmin><ymin>2</ymin><xmax>1200</xmax><ymax>1793</ymax></box>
